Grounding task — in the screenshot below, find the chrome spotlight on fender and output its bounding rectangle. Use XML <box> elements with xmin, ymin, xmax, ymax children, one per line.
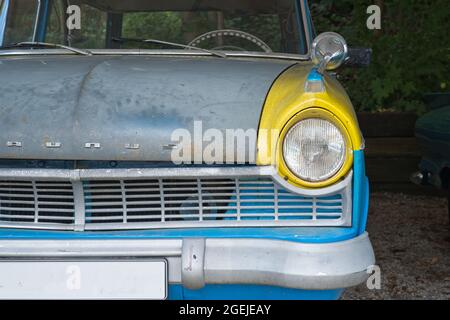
<box><xmin>311</xmin><ymin>32</ymin><xmax>348</xmax><ymax>74</ymax></box>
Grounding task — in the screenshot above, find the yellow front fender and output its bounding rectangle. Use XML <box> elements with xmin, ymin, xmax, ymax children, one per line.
<box><xmin>256</xmin><ymin>63</ymin><xmax>364</xmax><ymax>188</ymax></box>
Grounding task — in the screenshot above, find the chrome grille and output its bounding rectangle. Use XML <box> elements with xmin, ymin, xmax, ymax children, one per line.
<box><xmin>0</xmin><ymin>167</ymin><xmax>352</xmax><ymax>231</ymax></box>
<box><xmin>83</xmin><ymin>178</ymin><xmax>345</xmax><ymax>224</ymax></box>
<box><xmin>0</xmin><ymin>181</ymin><xmax>75</xmax><ymax>225</ymax></box>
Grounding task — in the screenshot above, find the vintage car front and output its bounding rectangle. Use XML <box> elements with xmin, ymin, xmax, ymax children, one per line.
<box><xmin>0</xmin><ymin>0</ymin><xmax>375</xmax><ymax>299</ymax></box>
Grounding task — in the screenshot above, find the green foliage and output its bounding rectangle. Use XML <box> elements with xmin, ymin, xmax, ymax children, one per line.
<box><xmin>311</xmin><ymin>0</ymin><xmax>450</xmax><ymax>113</ymax></box>
<box><xmin>123</xmin><ymin>12</ymin><xmax>183</xmax><ymax>44</ymax></box>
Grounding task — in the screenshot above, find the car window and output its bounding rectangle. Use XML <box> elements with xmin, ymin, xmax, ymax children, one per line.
<box><xmin>64</xmin><ymin>3</ymin><xmax>107</xmax><ymax>48</ymax></box>
<box><xmin>3</xmin><ymin>0</ymin><xmax>39</xmax><ymax>44</ymax></box>
<box><xmin>46</xmin><ymin>0</ymin><xmax>66</xmax><ymax>44</ymax></box>
<box><xmin>45</xmin><ymin>1</ymin><xmax>68</xmax><ymax>44</ymax></box>
<box><xmin>41</xmin><ymin>0</ymin><xmax>306</xmax><ymax>54</ymax></box>
<box><xmin>122</xmin><ymin>11</ymin><xmax>291</xmax><ymax>53</ymax></box>
<box><xmin>46</xmin><ymin>1</ymin><xmax>107</xmax><ymax>48</ymax></box>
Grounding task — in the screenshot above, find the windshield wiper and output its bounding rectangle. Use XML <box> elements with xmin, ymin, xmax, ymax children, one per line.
<box><xmin>0</xmin><ymin>42</ymin><xmax>92</xmax><ymax>56</ymax></box>
<box><xmin>112</xmin><ymin>37</ymin><xmax>227</xmax><ymax>58</ymax></box>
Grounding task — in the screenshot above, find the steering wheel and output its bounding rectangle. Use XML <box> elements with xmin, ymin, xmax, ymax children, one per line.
<box><xmin>187</xmin><ymin>29</ymin><xmax>273</xmax><ymax>53</ymax></box>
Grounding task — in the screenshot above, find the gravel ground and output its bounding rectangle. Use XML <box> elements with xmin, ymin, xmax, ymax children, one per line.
<box><xmin>342</xmin><ymin>192</ymin><xmax>450</xmax><ymax>300</ymax></box>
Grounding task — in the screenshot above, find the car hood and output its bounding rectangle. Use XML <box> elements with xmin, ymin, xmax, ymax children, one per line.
<box><xmin>0</xmin><ymin>55</ymin><xmax>296</xmax><ymax>162</ymax></box>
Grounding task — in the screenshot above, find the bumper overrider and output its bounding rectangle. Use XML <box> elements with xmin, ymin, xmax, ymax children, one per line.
<box><xmin>0</xmin><ymin>233</ymin><xmax>375</xmax><ymax>291</ymax></box>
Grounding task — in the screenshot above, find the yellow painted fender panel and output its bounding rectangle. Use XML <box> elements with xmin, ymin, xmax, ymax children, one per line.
<box><xmin>257</xmin><ymin>63</ymin><xmax>364</xmax><ymax>188</ymax></box>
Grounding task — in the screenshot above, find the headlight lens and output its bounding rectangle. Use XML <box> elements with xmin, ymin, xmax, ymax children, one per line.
<box><xmin>283</xmin><ymin>118</ymin><xmax>346</xmax><ymax>182</ymax></box>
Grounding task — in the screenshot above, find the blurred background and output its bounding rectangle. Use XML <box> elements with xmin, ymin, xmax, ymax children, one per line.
<box><xmin>311</xmin><ymin>0</ymin><xmax>449</xmax><ymax>114</ymax></box>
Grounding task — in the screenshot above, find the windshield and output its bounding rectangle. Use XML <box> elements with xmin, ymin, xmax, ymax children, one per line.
<box><xmin>1</xmin><ymin>0</ymin><xmax>308</xmax><ymax>55</ymax></box>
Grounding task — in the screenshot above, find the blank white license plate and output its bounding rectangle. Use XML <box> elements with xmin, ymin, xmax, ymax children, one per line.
<box><xmin>0</xmin><ymin>260</ymin><xmax>167</xmax><ymax>300</ymax></box>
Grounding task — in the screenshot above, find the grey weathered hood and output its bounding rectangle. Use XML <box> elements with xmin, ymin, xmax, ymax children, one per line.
<box><xmin>0</xmin><ymin>55</ymin><xmax>295</xmax><ymax>162</ymax></box>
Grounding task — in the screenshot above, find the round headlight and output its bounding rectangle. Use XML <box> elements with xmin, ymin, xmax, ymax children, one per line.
<box><xmin>283</xmin><ymin>118</ymin><xmax>346</xmax><ymax>182</ymax></box>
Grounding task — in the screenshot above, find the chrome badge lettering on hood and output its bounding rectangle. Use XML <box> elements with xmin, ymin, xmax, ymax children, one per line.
<box><xmin>0</xmin><ymin>55</ymin><xmax>296</xmax><ymax>162</ymax></box>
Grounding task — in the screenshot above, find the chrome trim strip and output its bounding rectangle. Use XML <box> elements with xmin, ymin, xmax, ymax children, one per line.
<box><xmin>0</xmin><ymin>168</ymin><xmax>79</xmax><ymax>180</ymax></box>
<box><xmin>0</xmin><ymin>0</ymin><xmax>9</xmax><ymax>46</ymax></box>
<box><xmin>300</xmin><ymin>0</ymin><xmax>312</xmax><ymax>55</ymax></box>
<box><xmin>0</xmin><ymin>239</ymin><xmax>183</xmax><ymax>257</ymax></box>
<box><xmin>271</xmin><ymin>169</ymin><xmax>352</xmax><ymax>197</ymax></box>
<box><xmin>158</xmin><ymin>178</ymin><xmax>166</xmax><ymax>222</ymax></box>
<box><xmin>32</xmin><ymin>0</ymin><xmax>41</xmax><ymax>42</ymax></box>
<box><xmin>72</xmin><ymin>181</ymin><xmax>85</xmax><ymax>232</ymax></box>
<box><xmin>0</xmin><ymin>49</ymin><xmax>309</xmax><ymax>61</ymax></box>
<box><xmin>31</xmin><ymin>181</ymin><xmax>38</xmax><ymax>223</ymax></box>
<box><xmin>0</xmin><ymin>218</ymin><xmax>348</xmax><ymax>231</ymax></box>
<box><xmin>0</xmin><ymin>233</ymin><xmax>375</xmax><ymax>290</ymax></box>
<box><xmin>79</xmin><ymin>166</ymin><xmax>276</xmax><ymax>179</ymax></box>
<box><xmin>0</xmin><ymin>221</ymin><xmax>78</xmax><ymax>231</ymax></box>
<box><xmin>83</xmin><ymin>219</ymin><xmax>347</xmax><ymax>231</ymax></box>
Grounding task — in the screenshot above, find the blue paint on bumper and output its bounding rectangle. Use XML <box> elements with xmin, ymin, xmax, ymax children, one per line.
<box><xmin>0</xmin><ymin>226</ymin><xmax>358</xmax><ymax>243</ymax></box>
<box><xmin>168</xmin><ymin>284</ymin><xmax>344</xmax><ymax>300</ymax></box>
